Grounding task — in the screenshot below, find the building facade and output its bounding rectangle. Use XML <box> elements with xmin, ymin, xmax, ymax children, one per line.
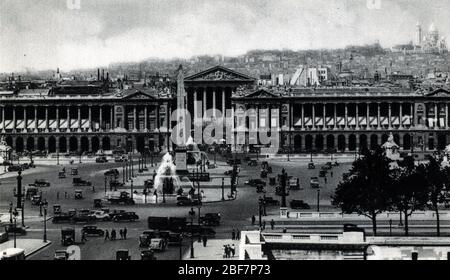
<box><xmin>1</xmin><ymin>65</ymin><xmax>450</xmax><ymax>155</ymax></box>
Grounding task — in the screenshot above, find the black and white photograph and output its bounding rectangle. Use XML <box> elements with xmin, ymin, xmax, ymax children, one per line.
<box><xmin>1</xmin><ymin>0</ymin><xmax>450</xmax><ymax>266</ymax></box>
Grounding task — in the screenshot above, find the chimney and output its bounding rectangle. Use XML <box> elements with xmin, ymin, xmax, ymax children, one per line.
<box><xmin>106</xmin><ymin>72</ymin><xmax>109</xmax><ymax>81</ymax></box>
<box><xmin>97</xmin><ymin>69</ymin><xmax>100</xmax><ymax>81</ymax></box>
<box><xmin>102</xmin><ymin>69</ymin><xmax>105</xmax><ymax>81</ymax></box>
<box><xmin>57</xmin><ymin>68</ymin><xmax>60</xmax><ymax>74</ymax></box>
<box><xmin>18</xmin><ymin>75</ymin><xmax>21</xmax><ymax>83</ymax></box>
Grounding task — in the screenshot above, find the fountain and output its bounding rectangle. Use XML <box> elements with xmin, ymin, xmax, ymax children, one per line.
<box><xmin>154</xmin><ymin>153</ymin><xmax>180</xmax><ymax>195</ymax></box>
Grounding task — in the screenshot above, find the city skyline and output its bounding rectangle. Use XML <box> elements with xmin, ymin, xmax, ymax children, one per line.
<box><xmin>1</xmin><ymin>0</ymin><xmax>450</xmax><ymax>72</ymax></box>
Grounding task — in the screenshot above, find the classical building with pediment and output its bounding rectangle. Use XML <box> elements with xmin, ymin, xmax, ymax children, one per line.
<box><xmin>1</xmin><ymin>65</ymin><xmax>450</xmax><ymax>157</ymax></box>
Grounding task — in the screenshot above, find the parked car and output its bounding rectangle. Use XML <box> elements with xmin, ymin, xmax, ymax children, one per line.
<box><xmin>290</xmin><ymin>200</ymin><xmax>311</xmax><ymax>210</ymax></box>
<box><xmin>8</xmin><ymin>165</ymin><xmax>22</xmax><ymax>172</ymax></box>
<box><xmin>0</xmin><ymin>232</ymin><xmax>9</xmax><ymax>244</ymax></box>
<box><xmin>4</xmin><ymin>224</ymin><xmax>27</xmax><ymax>236</ymax></box>
<box><xmin>34</xmin><ymin>179</ymin><xmax>51</xmax><ymax>187</ymax></box>
<box><xmin>289</xmin><ymin>178</ymin><xmax>301</xmax><ymax>190</ymax></box>
<box><xmin>176</xmin><ymin>196</ymin><xmax>200</xmax><ymax>206</ymax></box>
<box><xmin>31</xmin><ymin>195</ymin><xmax>42</xmax><ymax>205</ymax></box>
<box><xmin>96</xmin><ymin>156</ymin><xmax>108</xmax><ymax>163</ymax></box>
<box><xmin>71</xmin><ymin>168</ymin><xmax>78</xmax><ymax>176</ymax></box>
<box><xmin>256</xmin><ymin>184</ymin><xmax>266</xmax><ymax>193</ymax></box>
<box><xmin>73</xmin><ymin>177</ymin><xmax>92</xmax><ymax>187</ymax></box>
<box><xmin>52</xmin><ymin>213</ymin><xmax>74</xmax><ymax>224</ymax></box>
<box><xmin>82</xmin><ymin>226</ymin><xmax>105</xmax><ymax>236</ymax></box>
<box><xmin>199</xmin><ymin>213</ymin><xmax>221</xmax><ymax>226</ymax></box>
<box><xmin>114</xmin><ymin>156</ymin><xmax>125</xmax><ymax>163</ymax></box>
<box><xmin>308</xmin><ymin>162</ymin><xmax>316</xmax><ymax>169</ymax></box>
<box><xmin>104</xmin><ymin>169</ymin><xmax>119</xmax><ymax>177</ymax></box>
<box><xmin>319</xmin><ymin>170</ymin><xmax>327</xmax><ymax>178</ymax></box>
<box><xmin>54</xmin><ymin>250</ymin><xmax>69</xmax><ymax>260</ymax></box>
<box><xmin>310</xmin><ymin>177</ymin><xmax>320</xmax><ymax>188</ymax></box>
<box><xmin>149</xmin><ymin>238</ymin><xmax>167</xmax><ymax>252</ymax></box>
<box><xmin>245</xmin><ymin>179</ymin><xmax>266</xmax><ymax>187</ymax></box>
<box><xmin>263</xmin><ymin>197</ymin><xmax>280</xmax><ymax>206</ymax></box>
<box><xmin>89</xmin><ymin>210</ymin><xmax>111</xmax><ymax>221</ymax></box>
<box><xmin>61</xmin><ymin>228</ymin><xmax>75</xmax><ymax>246</ymax></box>
<box><xmin>108</xmin><ymin>210</ymin><xmax>126</xmax><ymax>220</ymax></box>
<box><xmin>140</xmin><ymin>250</ymin><xmax>157</xmax><ymax>260</ymax></box>
<box><xmin>113</xmin><ymin>212</ymin><xmax>139</xmax><ymax>222</ymax></box>
<box><xmin>71</xmin><ymin>214</ymin><xmax>95</xmax><ymax>224</ymax></box>
<box><xmin>184</xmin><ymin>224</ymin><xmax>216</xmax><ymax>237</ymax></box>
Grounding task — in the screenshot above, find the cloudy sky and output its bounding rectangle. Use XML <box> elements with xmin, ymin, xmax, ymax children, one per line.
<box><xmin>1</xmin><ymin>0</ymin><xmax>449</xmax><ymax>72</ymax></box>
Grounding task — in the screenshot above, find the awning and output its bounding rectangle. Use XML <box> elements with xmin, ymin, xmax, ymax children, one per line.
<box><xmin>369</xmin><ymin>117</ymin><xmax>377</xmax><ymax>125</ymax></box>
<box><xmin>5</xmin><ymin>120</ymin><xmax>13</xmax><ymax>129</ymax></box>
<box><xmin>358</xmin><ymin>117</ymin><xmax>367</xmax><ymax>126</ymax></box>
<box><xmin>70</xmin><ymin>119</ymin><xmax>79</xmax><ymax>129</ymax></box>
<box><xmin>27</xmin><ymin>119</ymin><xmax>36</xmax><ymax>129</ymax></box>
<box><xmin>347</xmin><ymin>117</ymin><xmax>356</xmax><ymax>126</ymax></box>
<box><xmin>294</xmin><ymin>118</ymin><xmax>302</xmax><ymax>127</ymax></box>
<box><xmin>402</xmin><ymin>116</ymin><xmax>411</xmax><ymax>125</ymax></box>
<box><xmin>81</xmin><ymin>119</ymin><xmax>90</xmax><ymax>129</ymax></box>
<box><xmin>391</xmin><ymin>117</ymin><xmax>400</xmax><ymax>125</ymax></box>
<box><xmin>315</xmin><ymin>117</ymin><xmax>323</xmax><ymax>126</ymax></box>
<box><xmin>49</xmin><ymin>120</ymin><xmax>57</xmax><ymax>129</ymax></box>
<box><xmin>304</xmin><ymin>117</ymin><xmax>312</xmax><ymax>126</ymax></box>
<box><xmin>38</xmin><ymin>119</ymin><xmax>46</xmax><ymax>129</ymax></box>
<box><xmin>16</xmin><ymin>120</ymin><xmax>25</xmax><ymax>129</ymax></box>
<box><xmin>336</xmin><ymin>117</ymin><xmax>345</xmax><ymax>126</ymax></box>
<box><xmin>380</xmin><ymin>117</ymin><xmax>388</xmax><ymax>125</ymax></box>
<box><xmin>59</xmin><ymin>119</ymin><xmax>68</xmax><ymax>129</ymax></box>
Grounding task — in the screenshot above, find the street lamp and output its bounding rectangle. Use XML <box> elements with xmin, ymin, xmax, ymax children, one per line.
<box><xmin>130</xmin><ymin>179</ymin><xmax>134</xmax><ymax>200</ymax></box>
<box><xmin>317</xmin><ymin>189</ymin><xmax>320</xmax><ymax>212</ymax></box>
<box><xmin>189</xmin><ymin>208</ymin><xmax>195</xmax><ymax>258</ymax></box>
<box><xmin>12</xmin><ymin>208</ymin><xmax>18</xmax><ymax>248</ymax></box>
<box><xmin>9</xmin><ymin>202</ymin><xmax>13</xmax><ymax>224</ymax></box>
<box><xmin>178</xmin><ymin>227</ymin><xmax>183</xmax><ymax>260</ymax></box>
<box><xmin>221</xmin><ymin>177</ymin><xmax>225</xmax><ymax>201</ymax></box>
<box><xmin>104</xmin><ymin>175</ymin><xmax>107</xmax><ymax>193</ymax></box>
<box><xmin>258</xmin><ymin>197</ymin><xmax>263</xmax><ymax>228</ymax></box>
<box><xmin>42</xmin><ymin>199</ymin><xmax>48</xmax><ymax>242</ymax></box>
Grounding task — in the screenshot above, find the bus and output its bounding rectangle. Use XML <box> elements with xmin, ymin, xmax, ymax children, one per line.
<box><xmin>0</xmin><ymin>248</ymin><xmax>25</xmax><ymax>260</ymax></box>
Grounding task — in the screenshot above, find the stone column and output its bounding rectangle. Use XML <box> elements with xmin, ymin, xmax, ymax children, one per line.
<box><xmin>388</xmin><ymin>103</ymin><xmax>392</xmax><ymax>129</ymax></box>
<box><xmin>67</xmin><ymin>107</ymin><xmax>70</xmax><ymax>132</ymax></box>
<box><xmin>77</xmin><ymin>106</ymin><xmax>81</xmax><ymax>131</ymax></box>
<box><xmin>301</xmin><ymin>104</ymin><xmax>305</xmax><ymax>130</ymax></box>
<box><xmin>312</xmin><ymin>104</ymin><xmax>316</xmax><ymax>129</ymax></box>
<box><xmin>35</xmin><ymin>106</ymin><xmax>39</xmax><ymax>132</ymax></box>
<box><xmin>322</xmin><ymin>104</ymin><xmax>326</xmax><ymax>129</ymax></box>
<box><xmin>222</xmin><ymin>88</ymin><xmax>226</xmax><ymax>118</ymax></box>
<box><xmin>110</xmin><ymin>107</ymin><xmax>114</xmax><ymax>131</ymax></box>
<box><xmin>203</xmin><ymin>88</ymin><xmax>207</xmax><ymax>121</ymax></box>
<box><xmin>56</xmin><ymin>107</ymin><xmax>60</xmax><ymax>131</ymax></box>
<box><xmin>133</xmin><ymin>106</ymin><xmax>137</xmax><ymax>131</ymax></box>
<box><xmin>12</xmin><ymin>106</ymin><xmax>16</xmax><ymax>131</ymax></box>
<box><xmin>88</xmin><ymin>106</ymin><xmax>92</xmax><ymax>132</ymax></box>
<box><xmin>99</xmin><ymin>106</ymin><xmax>103</xmax><ymax>131</ymax></box>
<box><xmin>367</xmin><ymin>103</ymin><xmax>370</xmax><ymax>129</ymax></box>
<box><xmin>435</xmin><ymin>103</ymin><xmax>438</xmax><ymax>128</ymax></box>
<box><xmin>411</xmin><ymin>103</ymin><xmax>415</xmax><ymax>127</ymax></box>
<box><xmin>45</xmin><ymin>106</ymin><xmax>49</xmax><ymax>131</ymax></box>
<box><xmin>334</xmin><ymin>103</ymin><xmax>337</xmax><ymax>130</ymax></box>
<box><xmin>212</xmin><ymin>88</ymin><xmax>216</xmax><ymax>118</ymax></box>
<box><xmin>399</xmin><ymin>103</ymin><xmax>403</xmax><ymax>128</ymax></box>
<box><xmin>144</xmin><ymin>106</ymin><xmax>148</xmax><ymax>131</ymax></box>
<box><xmin>345</xmin><ymin>134</ymin><xmax>349</xmax><ymax>152</ymax></box>
<box><xmin>356</xmin><ymin>103</ymin><xmax>359</xmax><ymax>129</ymax></box>
<box><xmin>1</xmin><ymin>106</ymin><xmax>5</xmax><ymax>131</ymax></box>
<box><xmin>23</xmin><ymin>107</ymin><xmax>27</xmax><ymax>131</ymax></box>
<box><xmin>377</xmin><ymin>103</ymin><xmax>381</xmax><ymax>130</ymax></box>
<box><xmin>446</xmin><ymin>103</ymin><xmax>449</xmax><ymax>129</ymax></box>
<box><xmin>193</xmin><ymin>89</ymin><xmax>198</xmax><ymax>121</ymax></box>
<box><xmin>344</xmin><ymin>103</ymin><xmax>348</xmax><ymax>129</ymax></box>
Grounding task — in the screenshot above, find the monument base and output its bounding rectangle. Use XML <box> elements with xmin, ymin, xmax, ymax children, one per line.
<box><xmin>280</xmin><ymin>207</ymin><xmax>288</xmax><ymax>218</ymax></box>
<box><xmin>175</xmin><ymin>146</ymin><xmax>188</xmax><ymax>174</ymax></box>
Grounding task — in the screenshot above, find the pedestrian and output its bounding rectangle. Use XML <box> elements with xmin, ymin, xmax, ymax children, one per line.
<box><xmin>231</xmin><ymin>244</ymin><xmax>235</xmax><ymax>258</ymax></box>
<box><xmin>123</xmin><ymin>227</ymin><xmax>127</xmax><ymax>240</ymax></box>
<box><xmin>104</xmin><ymin>229</ymin><xmax>110</xmax><ymax>240</ymax></box>
<box><xmin>111</xmin><ymin>229</ymin><xmax>116</xmax><ymax>241</ymax></box>
<box><xmin>330</xmin><ymin>171</ymin><xmax>333</xmax><ymax>178</ymax></box>
<box><xmin>154</xmin><ymin>189</ymin><xmax>158</xmax><ymax>203</ymax></box>
<box><xmin>223</xmin><ymin>245</ymin><xmax>227</xmax><ymax>258</ymax></box>
<box><xmin>92</xmin><ymin>185</ymin><xmax>96</xmax><ymax>192</ymax></box>
<box><xmin>251</xmin><ymin>215</ymin><xmax>256</xmax><ymax>226</ymax></box>
<box><xmin>231</xmin><ymin>229</ymin><xmax>236</xmax><ymax>240</ymax></box>
<box><xmin>262</xmin><ymin>220</ymin><xmax>266</xmax><ymax>230</ymax></box>
<box><xmin>236</xmin><ymin>229</ymin><xmax>240</xmax><ymax>240</ymax></box>
<box><xmin>283</xmin><ymin>228</ymin><xmax>287</xmax><ymax>233</ymax></box>
<box><xmin>64</xmin><ymin>191</ymin><xmax>67</xmax><ymax>199</ymax></box>
<box><xmin>270</xmin><ymin>219</ymin><xmax>275</xmax><ymax>230</ymax></box>
<box><xmin>119</xmin><ymin>229</ymin><xmax>123</xmax><ymax>240</ymax></box>
<box><xmin>324</xmin><ymin>176</ymin><xmax>327</xmax><ymax>184</ymax></box>
<box><xmin>81</xmin><ymin>231</ymin><xmax>87</xmax><ymax>242</ymax></box>
<box><xmin>202</xmin><ymin>235</ymin><xmax>207</xmax><ymax>247</ymax></box>
<box><xmin>226</xmin><ymin>245</ymin><xmax>230</xmax><ymax>258</ymax></box>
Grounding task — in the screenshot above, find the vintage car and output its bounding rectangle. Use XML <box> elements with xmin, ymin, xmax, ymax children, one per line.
<box><xmin>244</xmin><ymin>179</ymin><xmax>266</xmax><ymax>187</ymax></box>
<box><xmin>199</xmin><ymin>213</ymin><xmax>221</xmax><ymax>226</ymax></box>
<box><xmin>289</xmin><ymin>178</ymin><xmax>301</xmax><ymax>190</ymax></box>
<box><xmin>95</xmin><ymin>156</ymin><xmax>108</xmax><ymax>163</ymax></box>
<box><xmin>116</xmin><ymin>250</ymin><xmax>131</xmax><ymax>260</ymax></box>
<box><xmin>73</xmin><ymin>177</ymin><xmax>92</xmax><ymax>187</ymax></box>
<box><xmin>308</xmin><ymin>162</ymin><xmax>316</xmax><ymax>169</ymax></box>
<box><xmin>310</xmin><ymin>177</ymin><xmax>320</xmax><ymax>188</ymax></box>
<box><xmin>4</xmin><ymin>224</ymin><xmax>27</xmax><ymax>236</ymax></box>
<box><xmin>82</xmin><ymin>226</ymin><xmax>105</xmax><ymax>236</ymax></box>
<box><xmin>140</xmin><ymin>250</ymin><xmax>157</xmax><ymax>260</ymax></box>
<box><xmin>148</xmin><ymin>238</ymin><xmax>167</xmax><ymax>252</ymax></box>
<box><xmin>290</xmin><ymin>200</ymin><xmax>311</xmax><ymax>210</ymax></box>
<box><xmin>71</xmin><ymin>168</ymin><xmax>78</xmax><ymax>176</ymax></box>
<box><xmin>89</xmin><ymin>210</ymin><xmax>111</xmax><ymax>221</ymax></box>
<box><xmin>176</xmin><ymin>196</ymin><xmax>201</xmax><ymax>206</ymax></box>
<box><xmin>61</xmin><ymin>228</ymin><xmax>75</xmax><ymax>246</ymax></box>
<box><xmin>34</xmin><ymin>179</ymin><xmax>51</xmax><ymax>187</ymax></box>
<box><xmin>54</xmin><ymin>250</ymin><xmax>69</xmax><ymax>260</ymax></box>
<box><xmin>52</xmin><ymin>213</ymin><xmax>74</xmax><ymax>224</ymax></box>
<box><xmin>263</xmin><ymin>196</ymin><xmax>280</xmax><ymax>206</ymax></box>
<box><xmin>112</xmin><ymin>212</ymin><xmax>139</xmax><ymax>222</ymax></box>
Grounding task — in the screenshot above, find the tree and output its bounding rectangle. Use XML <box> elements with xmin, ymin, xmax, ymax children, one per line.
<box><xmin>332</xmin><ymin>148</ymin><xmax>392</xmax><ymax>236</ymax></box>
<box><xmin>418</xmin><ymin>156</ymin><xmax>448</xmax><ymax>236</ymax></box>
<box><xmin>390</xmin><ymin>163</ymin><xmax>428</xmax><ymax>236</ymax></box>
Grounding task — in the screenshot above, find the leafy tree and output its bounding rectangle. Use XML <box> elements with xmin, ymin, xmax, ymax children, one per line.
<box><xmin>332</xmin><ymin>148</ymin><xmax>392</xmax><ymax>236</ymax></box>
<box><xmin>418</xmin><ymin>156</ymin><xmax>448</xmax><ymax>236</ymax></box>
<box><xmin>390</xmin><ymin>163</ymin><xmax>428</xmax><ymax>236</ymax></box>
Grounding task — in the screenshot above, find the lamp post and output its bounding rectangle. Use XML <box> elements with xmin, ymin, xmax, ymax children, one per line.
<box><xmin>122</xmin><ymin>164</ymin><xmax>125</xmax><ymax>184</ymax></box>
<box><xmin>13</xmin><ymin>208</ymin><xmax>18</xmax><ymax>248</ymax></box>
<box><xmin>130</xmin><ymin>179</ymin><xmax>134</xmax><ymax>200</ymax></box>
<box><xmin>57</xmin><ymin>151</ymin><xmax>59</xmax><ymax>165</ymax></box>
<box><xmin>42</xmin><ymin>199</ymin><xmax>48</xmax><ymax>242</ymax></box>
<box><xmin>9</xmin><ymin>202</ymin><xmax>13</xmax><ymax>224</ymax></box>
<box><xmin>317</xmin><ymin>189</ymin><xmax>320</xmax><ymax>212</ymax></box>
<box><xmin>221</xmin><ymin>177</ymin><xmax>225</xmax><ymax>201</ymax></box>
<box><xmin>189</xmin><ymin>208</ymin><xmax>195</xmax><ymax>258</ymax></box>
<box><xmin>258</xmin><ymin>197</ymin><xmax>263</xmax><ymax>228</ymax></box>
<box><xmin>179</xmin><ymin>227</ymin><xmax>183</xmax><ymax>260</ymax></box>
<box><xmin>21</xmin><ymin>197</ymin><xmax>25</xmax><ymax>227</ymax></box>
<box><xmin>104</xmin><ymin>175</ymin><xmax>107</xmax><ymax>193</ymax></box>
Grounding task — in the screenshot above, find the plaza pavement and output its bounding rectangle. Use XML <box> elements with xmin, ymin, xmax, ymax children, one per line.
<box><xmin>183</xmin><ymin>238</ymin><xmax>240</xmax><ymax>260</ymax></box>
<box><xmin>0</xmin><ymin>239</ymin><xmax>52</xmax><ymax>257</ymax></box>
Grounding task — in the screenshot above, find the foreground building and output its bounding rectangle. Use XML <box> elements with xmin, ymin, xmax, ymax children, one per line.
<box><xmin>1</xmin><ymin>65</ymin><xmax>450</xmax><ymax>155</ymax></box>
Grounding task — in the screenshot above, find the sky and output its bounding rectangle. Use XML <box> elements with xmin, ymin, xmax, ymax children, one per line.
<box><xmin>1</xmin><ymin>0</ymin><xmax>449</xmax><ymax>72</ymax></box>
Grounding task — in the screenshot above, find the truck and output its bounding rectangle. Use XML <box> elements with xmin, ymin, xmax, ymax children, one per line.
<box><xmin>107</xmin><ymin>192</ymin><xmax>135</xmax><ymax>205</ymax></box>
<box><xmin>73</xmin><ymin>177</ymin><xmax>92</xmax><ymax>187</ymax></box>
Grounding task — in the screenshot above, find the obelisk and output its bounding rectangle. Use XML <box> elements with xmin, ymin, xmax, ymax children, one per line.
<box><xmin>175</xmin><ymin>64</ymin><xmax>188</xmax><ymax>174</ymax></box>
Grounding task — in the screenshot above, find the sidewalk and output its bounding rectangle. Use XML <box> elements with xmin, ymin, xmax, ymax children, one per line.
<box><xmin>183</xmin><ymin>238</ymin><xmax>240</xmax><ymax>260</ymax></box>
<box><xmin>0</xmin><ymin>239</ymin><xmax>52</xmax><ymax>257</ymax></box>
